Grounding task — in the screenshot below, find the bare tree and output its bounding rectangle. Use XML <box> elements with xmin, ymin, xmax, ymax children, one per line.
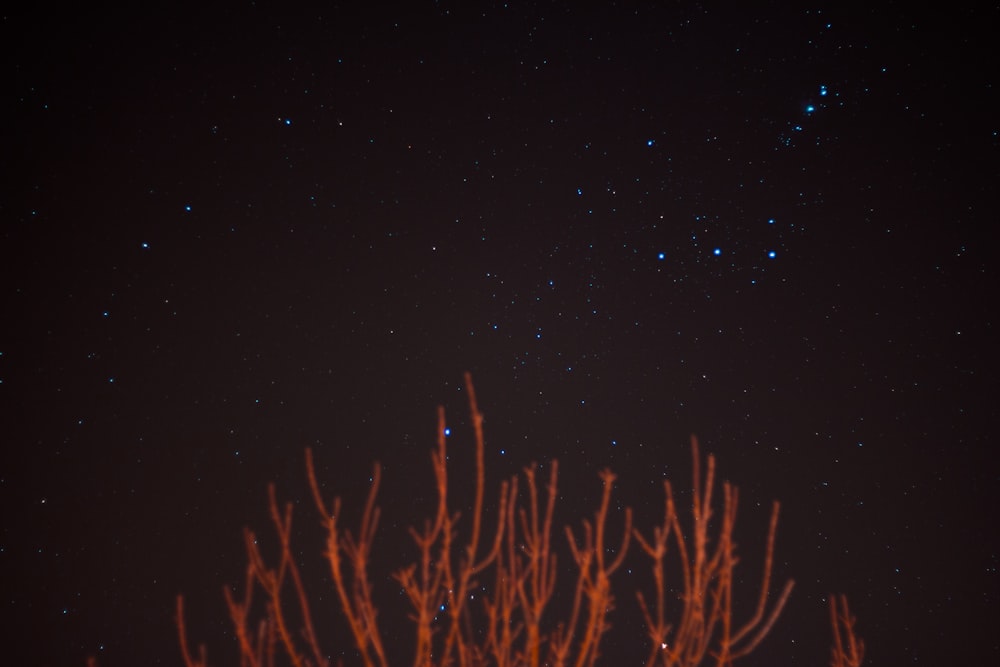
<box><xmin>632</xmin><ymin>436</ymin><xmax>794</xmax><ymax>667</ymax></box>
<box><xmin>176</xmin><ymin>374</ymin><xmax>853</xmax><ymax>667</ymax></box>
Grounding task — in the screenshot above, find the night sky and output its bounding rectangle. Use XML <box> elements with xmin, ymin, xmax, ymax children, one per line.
<box><xmin>4</xmin><ymin>3</ymin><xmax>998</xmax><ymax>665</ymax></box>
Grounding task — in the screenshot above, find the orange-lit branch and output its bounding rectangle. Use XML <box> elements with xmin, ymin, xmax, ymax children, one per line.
<box><xmin>176</xmin><ymin>595</ymin><xmax>209</xmax><ymax>667</ymax></box>
<box><xmin>554</xmin><ymin>469</ymin><xmax>633</xmax><ymax>667</ymax></box>
<box><xmin>307</xmin><ymin>452</ymin><xmax>387</xmax><ymax>667</ymax></box>
<box><xmin>633</xmin><ymin>436</ymin><xmax>794</xmax><ymax>667</ymax></box>
<box><xmin>176</xmin><ymin>377</ymin><xmax>852</xmax><ymax>667</ymax></box>
<box><xmin>515</xmin><ymin>460</ymin><xmax>559</xmax><ymax>667</ymax></box>
<box><xmin>829</xmin><ymin>594</ymin><xmax>864</xmax><ymax>667</ymax></box>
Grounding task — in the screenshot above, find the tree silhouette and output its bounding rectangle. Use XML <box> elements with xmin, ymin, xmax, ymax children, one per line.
<box><xmin>176</xmin><ymin>373</ymin><xmax>861</xmax><ymax>667</ymax></box>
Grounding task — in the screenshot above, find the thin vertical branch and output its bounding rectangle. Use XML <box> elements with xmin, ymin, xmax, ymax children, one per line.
<box><xmin>727</xmin><ymin>497</ymin><xmax>795</xmax><ymax>659</ymax></box>
<box><xmin>556</xmin><ymin>468</ymin><xmax>632</xmax><ymax>667</ymax></box>
<box><xmin>632</xmin><ymin>478</ymin><xmax>678</xmax><ymax>667</ymax></box>
<box><xmin>395</xmin><ymin>405</ymin><xmax>449</xmax><ymax>667</ymax></box>
<box><xmin>222</xmin><ymin>561</ymin><xmax>263</xmax><ymax>667</ymax></box>
<box><xmin>829</xmin><ymin>594</ymin><xmax>864</xmax><ymax>667</ymax></box>
<box><xmin>464</xmin><ymin>372</ymin><xmax>487</xmax><ymax>565</ymax></box>
<box><xmin>516</xmin><ymin>460</ymin><xmax>559</xmax><ymax>667</ymax></box>
<box><xmin>307</xmin><ymin>452</ymin><xmax>388</xmax><ymax>667</ymax></box>
<box><xmin>438</xmin><ymin>376</ymin><xmax>507</xmax><ymax>667</ymax></box>
<box><xmin>176</xmin><ymin>595</ymin><xmax>209</xmax><ymax>667</ymax></box>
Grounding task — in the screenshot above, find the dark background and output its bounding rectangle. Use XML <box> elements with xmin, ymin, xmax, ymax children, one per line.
<box><xmin>3</xmin><ymin>2</ymin><xmax>997</xmax><ymax>665</ymax></box>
